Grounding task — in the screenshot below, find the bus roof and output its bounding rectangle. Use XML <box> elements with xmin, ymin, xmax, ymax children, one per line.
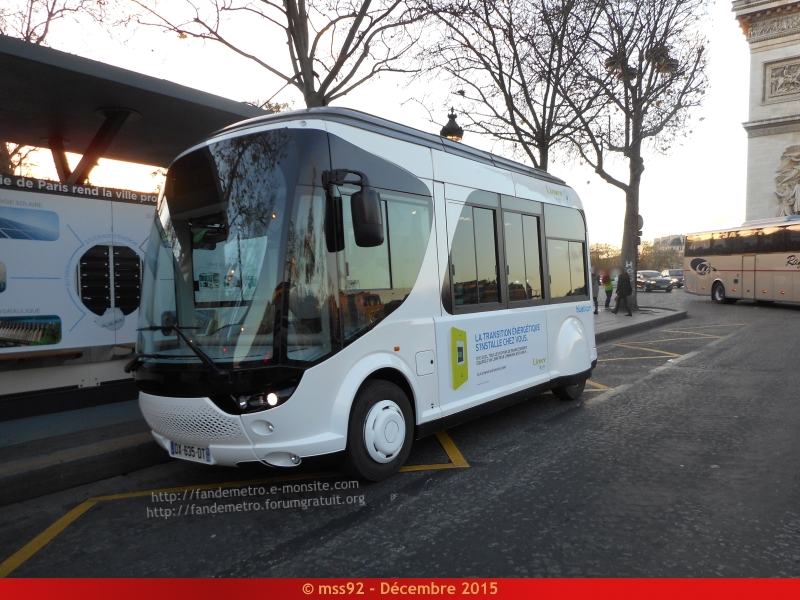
<box><xmin>686</xmin><ymin>215</ymin><xmax>800</xmax><ymax>237</ymax></box>
<box><xmin>213</xmin><ymin>107</ymin><xmax>566</xmax><ymax>186</ymax></box>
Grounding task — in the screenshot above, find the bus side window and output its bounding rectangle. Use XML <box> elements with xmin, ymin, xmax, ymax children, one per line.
<box><xmin>448</xmin><ymin>203</ymin><xmax>501</xmax><ymax>308</ymax></box>
<box><xmin>340</xmin><ymin>192</ymin><xmax>391</xmax><ymax>291</ymax></box>
<box><xmin>786</xmin><ymin>225</ymin><xmax>800</xmax><ymax>252</ymax></box>
<box><xmin>543</xmin><ymin>204</ymin><xmax>588</xmax><ymax>299</ymax></box>
<box><xmin>504</xmin><ymin>211</ymin><xmax>544</xmax><ymax>302</ymax></box>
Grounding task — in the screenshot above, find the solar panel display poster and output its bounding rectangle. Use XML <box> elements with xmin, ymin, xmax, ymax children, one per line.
<box><xmin>0</xmin><ymin>176</ymin><xmax>156</xmax><ymax>355</ymax></box>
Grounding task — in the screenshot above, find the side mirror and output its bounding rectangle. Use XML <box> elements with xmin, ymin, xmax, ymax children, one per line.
<box><xmin>323</xmin><ymin>169</ymin><xmax>384</xmax><ymax>249</ymax></box>
<box><xmin>351</xmin><ymin>185</ymin><xmax>384</xmax><ymax>247</ymax></box>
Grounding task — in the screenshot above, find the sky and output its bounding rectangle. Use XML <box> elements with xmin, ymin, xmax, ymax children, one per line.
<box><xmin>31</xmin><ymin>0</ymin><xmax>750</xmax><ymax>246</ymax></box>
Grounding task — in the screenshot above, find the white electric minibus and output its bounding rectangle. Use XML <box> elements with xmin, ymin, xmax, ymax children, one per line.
<box><xmin>684</xmin><ymin>216</ymin><xmax>800</xmax><ymax>304</ymax></box>
<box><xmin>129</xmin><ymin>108</ymin><xmax>597</xmax><ymax>480</ymax></box>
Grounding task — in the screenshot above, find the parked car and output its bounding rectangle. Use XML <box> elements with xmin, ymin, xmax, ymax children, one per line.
<box><xmin>661</xmin><ymin>268</ymin><xmax>684</xmax><ymax>288</ymax></box>
<box><xmin>636</xmin><ymin>270</ymin><xmax>673</xmax><ymax>292</ymax></box>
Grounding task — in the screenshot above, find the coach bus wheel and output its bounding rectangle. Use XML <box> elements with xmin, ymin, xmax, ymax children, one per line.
<box><xmin>712</xmin><ymin>282</ymin><xmax>736</xmax><ymax>304</ymax></box>
<box><xmin>341</xmin><ymin>380</ymin><xmax>414</xmax><ymax>482</ymax></box>
<box><xmin>552</xmin><ymin>378</ymin><xmax>586</xmax><ymax>401</ymax></box>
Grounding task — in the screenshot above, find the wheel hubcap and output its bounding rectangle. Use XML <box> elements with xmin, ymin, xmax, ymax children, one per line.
<box><xmin>363</xmin><ymin>400</ymin><xmax>406</xmax><ymax>463</ymax></box>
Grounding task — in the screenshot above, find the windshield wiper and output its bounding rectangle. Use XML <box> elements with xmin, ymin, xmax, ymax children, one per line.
<box><xmin>128</xmin><ymin>326</ymin><xmax>230</xmax><ymax>378</ymax></box>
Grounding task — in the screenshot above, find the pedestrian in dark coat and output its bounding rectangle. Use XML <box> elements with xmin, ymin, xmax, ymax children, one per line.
<box><xmin>613</xmin><ymin>271</ymin><xmax>633</xmax><ymax>316</ymax></box>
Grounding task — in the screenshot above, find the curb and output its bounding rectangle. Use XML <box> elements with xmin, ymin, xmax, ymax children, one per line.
<box><xmin>0</xmin><ymin>433</ymin><xmax>170</xmax><ymax>507</ymax></box>
<box><xmin>594</xmin><ymin>309</ymin><xmax>688</xmax><ymax>343</ymax></box>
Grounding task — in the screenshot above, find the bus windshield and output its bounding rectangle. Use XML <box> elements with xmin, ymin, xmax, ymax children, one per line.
<box><xmin>137</xmin><ymin>129</ymin><xmax>311</xmax><ymax>368</ymax></box>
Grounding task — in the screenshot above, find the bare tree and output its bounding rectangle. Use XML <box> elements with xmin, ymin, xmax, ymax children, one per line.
<box><xmin>0</xmin><ymin>0</ymin><xmax>110</xmax><ymax>175</ymax></box>
<box><xmin>562</xmin><ymin>0</ymin><xmax>709</xmax><ymax>308</ymax></box>
<box><xmin>128</xmin><ymin>0</ymin><xmax>425</xmax><ymax>108</ymax></box>
<box><xmin>415</xmin><ymin>0</ymin><xmax>603</xmax><ymax>172</ymax></box>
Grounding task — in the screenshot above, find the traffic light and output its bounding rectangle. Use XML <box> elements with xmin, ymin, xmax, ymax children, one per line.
<box><xmin>636</xmin><ymin>230</ymin><xmax>642</xmax><ymax>246</ymax></box>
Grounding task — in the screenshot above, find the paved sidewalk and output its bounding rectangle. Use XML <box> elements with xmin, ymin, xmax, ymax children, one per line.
<box><xmin>0</xmin><ymin>304</ymin><xmax>687</xmax><ymax>506</ymax></box>
<box><xmin>594</xmin><ymin>304</ymin><xmax>688</xmax><ymax>343</ymax></box>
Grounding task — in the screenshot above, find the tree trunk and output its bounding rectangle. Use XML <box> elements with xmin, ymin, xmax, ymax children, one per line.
<box><xmin>304</xmin><ymin>89</ymin><xmax>326</xmax><ymax>108</ymax></box>
<box><xmin>0</xmin><ymin>143</ymin><xmax>13</xmax><ymax>176</ymax></box>
<box><xmin>620</xmin><ymin>141</ymin><xmax>644</xmax><ymax>311</ymax></box>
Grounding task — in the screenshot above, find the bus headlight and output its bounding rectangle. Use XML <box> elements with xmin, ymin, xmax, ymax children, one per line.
<box><xmin>235</xmin><ymin>387</ymin><xmax>296</xmax><ymax>412</ymax></box>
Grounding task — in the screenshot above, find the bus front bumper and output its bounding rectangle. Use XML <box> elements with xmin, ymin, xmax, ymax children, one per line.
<box><xmin>139</xmin><ymin>392</ymin><xmax>345</xmax><ymax>467</ymax></box>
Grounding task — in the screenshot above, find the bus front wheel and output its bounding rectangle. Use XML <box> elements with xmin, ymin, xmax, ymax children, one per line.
<box><xmin>552</xmin><ymin>379</ymin><xmax>586</xmax><ymax>401</ymax></box>
<box><xmin>341</xmin><ymin>380</ymin><xmax>414</xmax><ymax>481</ymax></box>
<box><xmin>712</xmin><ymin>282</ymin><xmax>736</xmax><ymax>304</ymax></box>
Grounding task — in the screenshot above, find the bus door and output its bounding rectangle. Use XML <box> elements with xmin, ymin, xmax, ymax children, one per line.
<box><xmin>742</xmin><ymin>255</ymin><xmax>756</xmax><ymax>299</ymax></box>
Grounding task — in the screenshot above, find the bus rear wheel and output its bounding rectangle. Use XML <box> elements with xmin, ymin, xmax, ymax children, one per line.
<box><xmin>341</xmin><ymin>380</ymin><xmax>414</xmax><ymax>481</ymax></box>
<box><xmin>552</xmin><ymin>379</ymin><xmax>586</xmax><ymax>401</ymax></box>
<box><xmin>712</xmin><ymin>282</ymin><xmax>736</xmax><ymax>304</ymax></box>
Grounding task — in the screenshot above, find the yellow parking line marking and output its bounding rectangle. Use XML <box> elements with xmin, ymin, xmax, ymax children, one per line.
<box><xmin>660</xmin><ymin>330</ymin><xmax>722</xmax><ymax>339</ymax></box>
<box><xmin>400</xmin><ymin>463</ymin><xmax>460</xmax><ymax>472</ymax></box>
<box><xmin>0</xmin><ymin>431</ymin><xmax>469</xmax><ymax>577</ymax></box>
<box><xmin>586</xmin><ymin>380</ymin><xmax>613</xmax><ymax>391</ymax></box>
<box><xmin>613</xmin><ymin>343</ymin><xmax>682</xmax><ymax>357</ymax></box>
<box><xmin>0</xmin><ymin>499</ymin><xmax>97</xmax><ymax>578</ymax></box>
<box><xmin>433</xmin><ymin>430</ymin><xmax>470</xmax><ymax>468</ymax></box>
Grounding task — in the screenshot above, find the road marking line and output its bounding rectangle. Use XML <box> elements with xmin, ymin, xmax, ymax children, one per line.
<box><xmin>586</xmin><ymin>380</ymin><xmax>614</xmax><ymax>390</ymax></box>
<box><xmin>624</xmin><ymin>335</ymin><xmax>722</xmax><ymax>343</ymax></box>
<box><xmin>612</xmin><ymin>343</ymin><xmax>682</xmax><ymax>357</ymax></box>
<box><xmin>584</xmin><ymin>384</ymin><xmax>632</xmax><ymax>407</ymax></box>
<box><xmin>0</xmin><ymin>431</ymin><xmax>470</xmax><ymax>577</ymax></box>
<box><xmin>598</xmin><ymin>356</ymin><xmax>678</xmax><ymax>362</ymax></box>
<box><xmin>660</xmin><ymin>330</ymin><xmax>722</xmax><ymax>339</ymax></box>
<box><xmin>399</xmin><ymin>463</ymin><xmax>459</xmax><ymax>472</ymax></box>
<box><xmin>434</xmin><ymin>431</ymin><xmax>470</xmax><ymax>468</ymax></box>
<box><xmin>665</xmin><ymin>324</ymin><xmax>747</xmax><ymax>330</ymax></box>
<box><xmin>0</xmin><ymin>499</ymin><xmax>97</xmax><ymax>578</ymax></box>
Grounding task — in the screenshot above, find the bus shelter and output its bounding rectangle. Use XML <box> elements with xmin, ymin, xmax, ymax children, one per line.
<box><xmin>0</xmin><ymin>34</ymin><xmax>267</xmax><ymax>418</ymax></box>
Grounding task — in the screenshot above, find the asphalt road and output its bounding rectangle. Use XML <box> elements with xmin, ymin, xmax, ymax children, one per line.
<box><xmin>2</xmin><ymin>290</ymin><xmax>799</xmax><ymax>577</ymax></box>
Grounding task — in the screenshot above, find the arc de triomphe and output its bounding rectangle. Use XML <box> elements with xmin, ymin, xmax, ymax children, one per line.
<box><xmin>734</xmin><ymin>0</ymin><xmax>800</xmax><ymax>219</ymax></box>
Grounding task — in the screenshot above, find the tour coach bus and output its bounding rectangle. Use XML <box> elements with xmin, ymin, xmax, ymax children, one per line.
<box><xmin>684</xmin><ymin>216</ymin><xmax>800</xmax><ymax>304</ymax></box>
<box><xmin>128</xmin><ymin>108</ymin><xmax>597</xmax><ymax>480</ymax></box>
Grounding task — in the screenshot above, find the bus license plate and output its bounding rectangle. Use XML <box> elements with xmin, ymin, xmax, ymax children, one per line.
<box><xmin>169</xmin><ymin>440</ymin><xmax>213</xmax><ymax>464</ymax></box>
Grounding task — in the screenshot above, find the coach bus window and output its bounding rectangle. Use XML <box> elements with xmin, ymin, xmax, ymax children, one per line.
<box><xmin>786</xmin><ymin>225</ymin><xmax>800</xmax><ymax>252</ymax></box>
<box><xmin>759</xmin><ymin>227</ymin><xmax>783</xmax><ymax>253</ymax></box>
<box><xmin>685</xmin><ymin>234</ymin><xmax>710</xmax><ymax>257</ymax></box>
<box><xmin>449</xmin><ymin>204</ymin><xmax>500</xmax><ymax>308</ymax></box>
<box><xmin>711</xmin><ymin>232</ymin><xmax>730</xmax><ymax>256</ymax></box>
<box><xmin>731</xmin><ymin>229</ymin><xmax>758</xmax><ymax>255</ymax></box>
